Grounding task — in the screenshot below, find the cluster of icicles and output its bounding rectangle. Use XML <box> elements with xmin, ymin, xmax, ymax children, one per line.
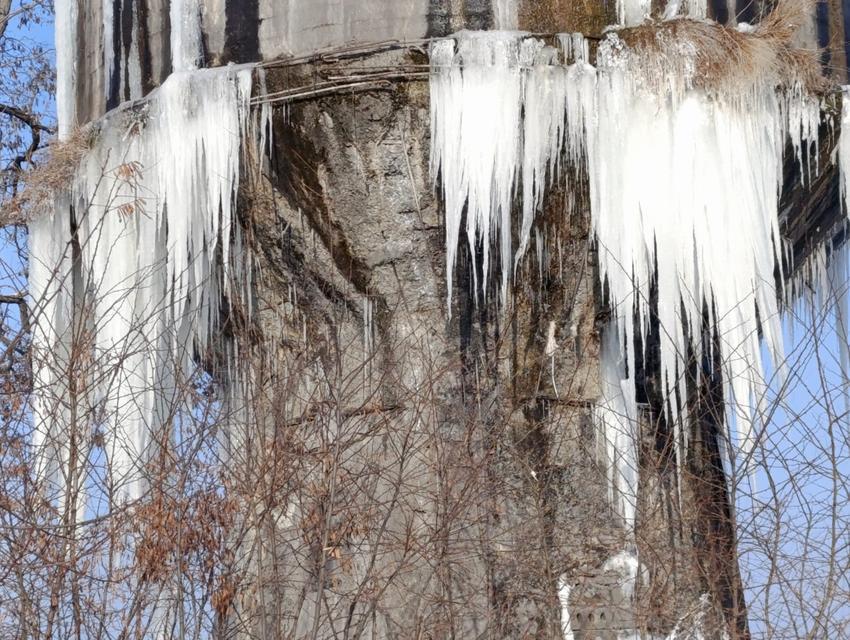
<box><xmin>30</xmin><ymin>0</ymin><xmax>267</xmax><ymax>504</ymax></box>
<box><xmin>29</xmin><ymin>65</ymin><xmax>265</xmax><ymax>502</ymax></box>
<box><xmin>430</xmin><ymin>30</ymin><xmax>841</xmax><ymax>530</ymax></box>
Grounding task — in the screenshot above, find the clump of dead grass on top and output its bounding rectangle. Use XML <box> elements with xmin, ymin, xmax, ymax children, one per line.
<box><xmin>1</xmin><ymin>126</ymin><xmax>94</xmax><ymax>225</ymax></box>
<box><xmin>613</xmin><ymin>0</ymin><xmax>827</xmax><ymax>96</ymax></box>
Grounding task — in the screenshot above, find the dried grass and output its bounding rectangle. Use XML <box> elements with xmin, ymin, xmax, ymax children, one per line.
<box><xmin>1</xmin><ymin>126</ymin><xmax>94</xmax><ymax>225</ymax></box>
<box><xmin>614</xmin><ymin>0</ymin><xmax>827</xmax><ymax>96</ymax></box>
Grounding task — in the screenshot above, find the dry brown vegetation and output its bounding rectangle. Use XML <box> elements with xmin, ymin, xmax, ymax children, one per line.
<box><xmin>617</xmin><ymin>0</ymin><xmax>829</xmax><ymax>94</ymax></box>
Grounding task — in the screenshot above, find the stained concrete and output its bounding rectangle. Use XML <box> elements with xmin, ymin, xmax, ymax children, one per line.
<box><xmin>65</xmin><ymin>1</ymin><xmax>770</xmax><ymax>637</ymax></box>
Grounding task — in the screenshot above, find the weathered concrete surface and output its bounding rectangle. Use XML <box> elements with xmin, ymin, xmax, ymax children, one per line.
<box><xmin>63</xmin><ymin>1</ymin><xmax>849</xmax><ymax>637</ymax></box>
<box><xmin>74</xmin><ymin>0</ymin><xmax>494</xmax><ymax>125</ymax></box>
<box><xmin>71</xmin><ymin>0</ymin><xmax>850</xmax><ymax>127</ymax></box>
<box><xmin>213</xmin><ymin>47</ymin><xmax>737</xmax><ymax>638</ymax></box>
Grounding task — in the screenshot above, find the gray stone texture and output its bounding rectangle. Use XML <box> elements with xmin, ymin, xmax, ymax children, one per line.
<box><xmin>63</xmin><ymin>0</ymin><xmax>794</xmax><ymax>636</ymax></box>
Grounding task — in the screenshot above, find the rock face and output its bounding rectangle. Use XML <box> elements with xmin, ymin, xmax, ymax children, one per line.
<box><xmin>235</xmin><ymin>53</ymin><xmax>636</xmax><ymax>638</ymax></box>
<box><xmin>62</xmin><ymin>1</ymin><xmax>850</xmax><ymax>638</ymax></box>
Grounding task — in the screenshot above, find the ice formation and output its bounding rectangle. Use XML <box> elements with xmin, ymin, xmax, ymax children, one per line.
<box><xmin>103</xmin><ymin>0</ymin><xmax>114</xmax><ymax>99</ymax></box>
<box><xmin>29</xmin><ymin>66</ymin><xmax>263</xmax><ymax>502</ymax></box>
<box><xmin>493</xmin><ymin>0</ymin><xmax>519</xmax><ymax>30</ymax></box>
<box><xmin>557</xmin><ymin>578</ymin><xmax>574</xmax><ymax>640</ymax></box>
<box><xmin>29</xmin><ymin>0</ymin><xmax>78</xmax><ymax>500</ymax></box>
<box><xmin>430</xmin><ymin>32</ymin><xmax>523</xmax><ymax>308</ymax></box>
<box><xmin>28</xmin><ymin>201</ymin><xmax>74</xmax><ymax>496</ymax></box>
<box><xmin>430</xmin><ymin>32</ymin><xmax>595</xmax><ymax>308</ymax></box>
<box><xmin>840</xmin><ymin>87</ymin><xmax>850</xmax><ymax>211</ymax></box>
<box><xmin>595</xmin><ymin>325</ymin><xmax>639</xmax><ymax>531</ymax></box>
<box><xmin>602</xmin><ymin>550</ymin><xmax>640</xmax><ymax>601</ymax></box>
<box><xmin>618</xmin><ymin>0</ymin><xmax>652</xmax><ymax>26</ymax></box>
<box><xmin>102</xmin><ymin>0</ymin><xmax>147</xmax><ymax>102</ymax></box>
<box><xmin>54</xmin><ymin>0</ymin><xmax>77</xmax><ymax>137</ymax></box>
<box><xmin>662</xmin><ymin>0</ymin><xmax>707</xmax><ymax>20</ymax></box>
<box><xmin>430</xmin><ymin>29</ymin><xmax>825</xmax><ymax>521</ymax></box>
<box><xmin>590</xmin><ymin>33</ymin><xmax>815</xmax><ymax>462</ymax></box>
<box><xmin>171</xmin><ymin>0</ymin><xmax>203</xmax><ymax>72</ymax></box>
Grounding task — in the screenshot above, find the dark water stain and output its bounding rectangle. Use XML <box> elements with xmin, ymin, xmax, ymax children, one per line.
<box><xmin>427</xmin><ymin>0</ymin><xmax>453</xmax><ymax>37</ymax></box>
<box><xmin>121</xmin><ymin>0</ymin><xmax>133</xmax><ymax>102</ymax></box>
<box><xmin>137</xmin><ymin>0</ymin><xmax>155</xmax><ymax>96</ymax></box>
<box><xmin>708</xmin><ymin>0</ymin><xmax>729</xmax><ymax>25</ymax></box>
<box><xmin>463</xmin><ymin>0</ymin><xmax>494</xmax><ymax>29</ymax></box>
<box><xmin>161</xmin><ymin>0</ymin><xmax>172</xmax><ymax>82</ymax></box>
<box><xmin>223</xmin><ymin>0</ymin><xmax>260</xmax><ymax>64</ymax></box>
<box><xmin>105</xmin><ymin>0</ymin><xmax>122</xmax><ymax>110</ymax></box>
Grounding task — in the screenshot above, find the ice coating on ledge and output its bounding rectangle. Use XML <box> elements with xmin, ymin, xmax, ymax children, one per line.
<box><xmin>429</xmin><ymin>29</ymin><xmax>824</xmax><ymax>518</ymax></box>
<box><xmin>29</xmin><ymin>65</ymin><xmax>265</xmax><ymax>502</ymax></box>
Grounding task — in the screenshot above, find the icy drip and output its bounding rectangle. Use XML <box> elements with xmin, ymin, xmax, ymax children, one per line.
<box><xmin>663</xmin><ymin>0</ymin><xmax>707</xmax><ymax>20</ymax></box>
<box><xmin>429</xmin><ymin>30</ymin><xmax>823</xmax><ymax>518</ymax></box>
<box><xmin>30</xmin><ymin>0</ymin><xmax>77</xmax><ymax>501</ymax></box>
<box><xmin>839</xmin><ymin>87</ymin><xmax>850</xmax><ymax>214</ymax></box>
<box><xmin>832</xmin><ymin>87</ymin><xmax>850</xmax><ymax>390</ymax></box>
<box><xmin>28</xmin><ymin>202</ymin><xmax>75</xmax><ymax>499</ymax></box>
<box><xmin>430</xmin><ymin>32</ymin><xmax>595</xmax><ymax>308</ymax></box>
<box><xmin>30</xmin><ymin>66</ymin><xmax>265</xmax><ymax>502</ymax></box>
<box><xmin>54</xmin><ymin>0</ymin><xmax>78</xmax><ymax>137</ymax></box>
<box><xmin>430</xmin><ymin>32</ymin><xmax>524</xmax><ymax>308</ymax></box>
<box><xmin>103</xmin><ymin>0</ymin><xmax>114</xmax><ymax>101</ymax></box>
<box><xmin>595</xmin><ymin>325</ymin><xmax>639</xmax><ymax>531</ymax></box>
<box><xmin>557</xmin><ymin>579</ymin><xmax>575</xmax><ymax>640</ymax></box>
<box><xmin>103</xmin><ymin>0</ymin><xmax>143</xmax><ymax>100</ymax></box>
<box><xmin>589</xmin><ymin>34</ymin><xmax>820</xmax><ymax>460</ymax></box>
<box><xmin>127</xmin><ymin>5</ymin><xmax>143</xmax><ymax>100</ymax></box>
<box><xmin>170</xmin><ymin>0</ymin><xmax>203</xmax><ymax>72</ymax></box>
<box><xmin>618</xmin><ymin>0</ymin><xmax>651</xmax><ymax>26</ymax></box>
<box><xmin>493</xmin><ymin>0</ymin><xmax>519</xmax><ymax>30</ymax></box>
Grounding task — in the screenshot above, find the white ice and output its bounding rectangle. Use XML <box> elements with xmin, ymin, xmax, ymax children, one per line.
<box><xmin>429</xmin><ymin>28</ymin><xmax>823</xmax><ymax>521</ymax></box>
<box><xmin>31</xmin><ymin>65</ymin><xmax>266</xmax><ymax>503</ymax></box>
<box><xmin>170</xmin><ymin>0</ymin><xmax>203</xmax><ymax>72</ymax></box>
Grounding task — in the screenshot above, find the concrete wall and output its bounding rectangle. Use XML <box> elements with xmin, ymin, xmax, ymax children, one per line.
<box><xmin>63</xmin><ymin>0</ymin><xmax>836</xmax><ymax>636</ymax></box>
<box><xmin>72</xmin><ymin>0</ymin><xmax>848</xmax><ymax>127</ymax></box>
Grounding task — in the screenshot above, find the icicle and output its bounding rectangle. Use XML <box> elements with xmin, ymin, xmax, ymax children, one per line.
<box><xmin>429</xmin><ymin>28</ymin><xmax>824</xmax><ymax>485</ymax></box>
<box><xmin>687</xmin><ymin>0</ymin><xmax>708</xmax><ymax>20</ymax></box>
<box><xmin>827</xmin><ymin>244</ymin><xmax>850</xmax><ymax>403</ymax></box>
<box><xmin>363</xmin><ymin>296</ymin><xmax>373</xmax><ymax>358</ymax></box>
<box><xmin>31</xmin><ymin>65</ymin><xmax>260</xmax><ymax>503</ymax></box>
<box><xmin>786</xmin><ymin>87</ymin><xmax>821</xmax><ymax>187</ymax></box>
<box><xmin>54</xmin><ymin>0</ymin><xmax>78</xmax><ymax>137</ymax></box>
<box><xmin>28</xmin><ymin>199</ymin><xmax>74</xmax><ymax>498</ymax></box>
<box><xmin>602</xmin><ymin>550</ymin><xmax>640</xmax><ymax>601</ymax></box>
<box><xmin>617</xmin><ymin>0</ymin><xmax>651</xmax><ymax>27</ymax></box>
<box><xmin>492</xmin><ymin>0</ymin><xmax>519</xmax><ymax>30</ymax></box>
<box><xmin>595</xmin><ymin>325</ymin><xmax>639</xmax><ymax>532</ymax></box>
<box><xmin>557</xmin><ymin>578</ymin><xmax>575</xmax><ymax>640</ymax></box>
<box><xmin>664</xmin><ymin>0</ymin><xmax>706</xmax><ymax>20</ymax></box>
<box><xmin>33</xmin><ymin>0</ymin><xmax>77</xmax><ymax>498</ymax></box>
<box><xmin>517</xmin><ymin>41</ymin><xmax>568</xmax><ymax>265</ymax></box>
<box><xmin>839</xmin><ymin>87</ymin><xmax>850</xmax><ymax>215</ymax></box>
<box><xmin>103</xmin><ymin>0</ymin><xmax>114</xmax><ymax>101</ymax></box>
<box><xmin>819</xmin><ymin>86</ymin><xmax>850</xmax><ymax>402</ymax></box>
<box><xmin>430</xmin><ymin>32</ymin><xmax>525</xmax><ymax>310</ymax></box>
<box><xmin>170</xmin><ymin>0</ymin><xmax>202</xmax><ymax>72</ymax></box>
<box><xmin>584</xmin><ymin>32</ymin><xmax>817</xmax><ymax>457</ymax></box>
<box><xmin>127</xmin><ymin>4</ymin><xmax>143</xmax><ymax>100</ymax></box>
